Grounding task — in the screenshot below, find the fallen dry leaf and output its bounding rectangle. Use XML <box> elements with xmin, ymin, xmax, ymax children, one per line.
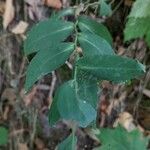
<box><xmin>43</xmin><ymin>0</ymin><xmax>62</xmax><ymax>9</ymax></box>
<box><xmin>3</xmin><ymin>0</ymin><xmax>15</xmax><ymax>29</ymax></box>
<box><xmin>25</xmin><ymin>0</ymin><xmax>47</xmax><ymax>21</ymax></box>
<box><xmin>35</xmin><ymin>138</ymin><xmax>45</xmax><ymax>150</ymax></box>
<box><xmin>114</xmin><ymin>112</ymin><xmax>136</xmax><ymax>132</ymax></box>
<box><xmin>11</xmin><ymin>21</ymin><xmax>28</xmax><ymax>34</ymax></box>
<box><xmin>1</xmin><ymin>88</ymin><xmax>16</xmax><ymax>102</ymax></box>
<box><xmin>23</xmin><ymin>87</ymin><xmax>37</xmax><ymax>106</ymax></box>
<box><xmin>0</xmin><ymin>1</ymin><xmax>5</xmax><ymax>16</ymax></box>
<box><xmin>124</xmin><ymin>0</ymin><xmax>133</xmax><ymax>6</ymax></box>
<box><xmin>3</xmin><ymin>105</ymin><xmax>10</xmax><ymax>120</ymax></box>
<box><xmin>18</xmin><ymin>143</ymin><xmax>28</xmax><ymax>150</ymax></box>
<box><xmin>143</xmin><ymin>89</ymin><xmax>150</xmax><ymax>98</ymax></box>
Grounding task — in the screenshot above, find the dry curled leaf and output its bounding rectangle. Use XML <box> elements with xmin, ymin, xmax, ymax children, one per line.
<box><xmin>11</xmin><ymin>21</ymin><xmax>28</xmax><ymax>34</ymax></box>
<box><xmin>23</xmin><ymin>87</ymin><xmax>37</xmax><ymax>106</ymax></box>
<box><xmin>25</xmin><ymin>0</ymin><xmax>47</xmax><ymax>21</ymax></box>
<box><xmin>114</xmin><ymin>112</ymin><xmax>136</xmax><ymax>132</ymax></box>
<box><xmin>43</xmin><ymin>0</ymin><xmax>62</xmax><ymax>9</ymax></box>
<box><xmin>143</xmin><ymin>89</ymin><xmax>150</xmax><ymax>98</ymax></box>
<box><xmin>0</xmin><ymin>1</ymin><xmax>5</xmax><ymax>16</ymax></box>
<box><xmin>3</xmin><ymin>0</ymin><xmax>15</xmax><ymax>29</ymax></box>
<box><xmin>34</xmin><ymin>138</ymin><xmax>45</xmax><ymax>150</ymax></box>
<box><xmin>124</xmin><ymin>0</ymin><xmax>133</xmax><ymax>6</ymax></box>
<box><xmin>1</xmin><ymin>88</ymin><xmax>16</xmax><ymax>102</ymax></box>
<box><xmin>18</xmin><ymin>143</ymin><xmax>28</xmax><ymax>150</ymax></box>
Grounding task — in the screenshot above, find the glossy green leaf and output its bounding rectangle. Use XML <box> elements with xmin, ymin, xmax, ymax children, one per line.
<box><xmin>99</xmin><ymin>0</ymin><xmax>112</xmax><ymax>16</ymax></box>
<box><xmin>96</xmin><ymin>126</ymin><xmax>149</xmax><ymax>150</ymax></box>
<box><xmin>78</xmin><ymin>16</ymin><xmax>113</xmax><ymax>45</ymax></box>
<box><xmin>129</xmin><ymin>0</ymin><xmax>150</xmax><ymax>18</ymax></box>
<box><xmin>25</xmin><ymin>43</ymin><xmax>74</xmax><ymax>91</ymax></box>
<box><xmin>58</xmin><ymin>133</ymin><xmax>77</xmax><ymax>150</ymax></box>
<box><xmin>76</xmin><ymin>55</ymin><xmax>145</xmax><ymax>82</ymax></box>
<box><xmin>55</xmin><ymin>80</ymin><xmax>97</xmax><ymax>127</ymax></box>
<box><xmin>0</xmin><ymin>127</ymin><xmax>8</xmax><ymax>146</ymax></box>
<box><xmin>78</xmin><ymin>33</ymin><xmax>115</xmax><ymax>56</ymax></box>
<box><xmin>52</xmin><ymin>8</ymin><xmax>75</xmax><ymax>19</ymax></box>
<box><xmin>24</xmin><ymin>19</ymin><xmax>74</xmax><ymax>55</ymax></box>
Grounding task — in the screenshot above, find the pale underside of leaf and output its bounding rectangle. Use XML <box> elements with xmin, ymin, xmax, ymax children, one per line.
<box><xmin>129</xmin><ymin>0</ymin><xmax>150</xmax><ymax>18</ymax></box>
<box><xmin>124</xmin><ymin>17</ymin><xmax>150</xmax><ymax>43</ymax></box>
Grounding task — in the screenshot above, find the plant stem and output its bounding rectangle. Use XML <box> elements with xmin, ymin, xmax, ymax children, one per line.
<box><xmin>83</xmin><ymin>1</ymin><xmax>100</xmax><ymax>12</ymax></box>
<box><xmin>73</xmin><ymin>16</ymin><xmax>80</xmax><ymax>98</ymax></box>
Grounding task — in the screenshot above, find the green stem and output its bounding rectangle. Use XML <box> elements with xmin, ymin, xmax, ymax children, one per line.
<box><xmin>73</xmin><ymin>17</ymin><xmax>80</xmax><ymax>98</ymax></box>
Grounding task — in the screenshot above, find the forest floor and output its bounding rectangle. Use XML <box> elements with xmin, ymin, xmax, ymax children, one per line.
<box><xmin>0</xmin><ymin>0</ymin><xmax>150</xmax><ymax>149</ymax></box>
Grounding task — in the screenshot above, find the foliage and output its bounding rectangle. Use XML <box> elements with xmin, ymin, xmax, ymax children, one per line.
<box><xmin>0</xmin><ymin>127</ymin><xmax>8</xmax><ymax>146</ymax></box>
<box><xmin>24</xmin><ymin>3</ymin><xmax>146</xmax><ymax>149</ymax></box>
<box><xmin>124</xmin><ymin>0</ymin><xmax>150</xmax><ymax>46</ymax></box>
<box><xmin>95</xmin><ymin>126</ymin><xmax>149</xmax><ymax>150</ymax></box>
<box><xmin>24</xmin><ymin>11</ymin><xmax>145</xmax><ymax>125</ymax></box>
<box><xmin>99</xmin><ymin>0</ymin><xmax>112</xmax><ymax>16</ymax></box>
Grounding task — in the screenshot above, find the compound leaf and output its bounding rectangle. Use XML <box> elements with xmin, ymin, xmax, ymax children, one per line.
<box><xmin>78</xmin><ymin>16</ymin><xmax>112</xmax><ymax>45</ymax></box>
<box><xmin>25</xmin><ymin>43</ymin><xmax>74</xmax><ymax>91</ymax></box>
<box><xmin>24</xmin><ymin>19</ymin><xmax>74</xmax><ymax>55</ymax></box>
<box><xmin>78</xmin><ymin>33</ymin><xmax>115</xmax><ymax>56</ymax></box>
<box><xmin>76</xmin><ymin>55</ymin><xmax>145</xmax><ymax>82</ymax></box>
<box><xmin>96</xmin><ymin>126</ymin><xmax>149</xmax><ymax>150</ymax></box>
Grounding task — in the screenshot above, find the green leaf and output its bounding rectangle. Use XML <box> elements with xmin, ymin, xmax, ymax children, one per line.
<box><xmin>78</xmin><ymin>33</ymin><xmax>115</xmax><ymax>57</ymax></box>
<box><xmin>24</xmin><ymin>19</ymin><xmax>74</xmax><ymax>55</ymax></box>
<box><xmin>124</xmin><ymin>0</ymin><xmax>150</xmax><ymax>46</ymax></box>
<box><xmin>146</xmin><ymin>30</ymin><xmax>150</xmax><ymax>47</ymax></box>
<box><xmin>76</xmin><ymin>55</ymin><xmax>145</xmax><ymax>82</ymax></box>
<box><xmin>99</xmin><ymin>0</ymin><xmax>112</xmax><ymax>16</ymax></box>
<box><xmin>129</xmin><ymin>0</ymin><xmax>150</xmax><ymax>18</ymax></box>
<box><xmin>96</xmin><ymin>126</ymin><xmax>149</xmax><ymax>150</ymax></box>
<box><xmin>49</xmin><ymin>90</ymin><xmax>61</xmax><ymax>126</ymax></box>
<box><xmin>124</xmin><ymin>17</ymin><xmax>150</xmax><ymax>44</ymax></box>
<box><xmin>78</xmin><ymin>16</ymin><xmax>113</xmax><ymax>45</ymax></box>
<box><xmin>52</xmin><ymin>8</ymin><xmax>75</xmax><ymax>19</ymax></box>
<box><xmin>58</xmin><ymin>133</ymin><xmax>77</xmax><ymax>150</ymax></box>
<box><xmin>0</xmin><ymin>127</ymin><xmax>8</xmax><ymax>146</ymax></box>
<box><xmin>25</xmin><ymin>43</ymin><xmax>74</xmax><ymax>91</ymax></box>
<box><xmin>76</xmin><ymin>69</ymin><xmax>100</xmax><ymax>108</ymax></box>
<box><xmin>55</xmin><ymin>80</ymin><xmax>97</xmax><ymax>127</ymax></box>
